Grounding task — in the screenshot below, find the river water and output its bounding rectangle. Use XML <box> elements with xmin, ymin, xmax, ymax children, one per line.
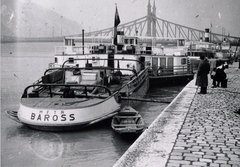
<box><xmin>1</xmin><ymin>42</ymin><xmax>184</xmax><ymax>167</ymax></box>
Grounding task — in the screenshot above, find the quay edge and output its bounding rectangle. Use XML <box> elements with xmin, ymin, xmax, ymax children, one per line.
<box><xmin>113</xmin><ymin>75</ymin><xmax>197</xmax><ymax>167</ymax></box>
<box><xmin>113</xmin><ymin>62</ymin><xmax>240</xmax><ymax>167</ymax></box>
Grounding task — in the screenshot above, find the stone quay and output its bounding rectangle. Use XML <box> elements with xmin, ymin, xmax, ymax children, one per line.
<box><xmin>114</xmin><ymin>62</ymin><xmax>240</xmax><ymax>167</ymax></box>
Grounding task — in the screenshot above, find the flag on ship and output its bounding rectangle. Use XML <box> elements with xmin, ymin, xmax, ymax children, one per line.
<box><xmin>114</xmin><ymin>5</ymin><xmax>120</xmax><ymax>45</ymax></box>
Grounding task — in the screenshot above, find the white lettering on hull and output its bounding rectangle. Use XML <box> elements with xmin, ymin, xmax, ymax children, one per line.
<box><xmin>30</xmin><ymin>110</ymin><xmax>75</xmax><ymax>122</ymax></box>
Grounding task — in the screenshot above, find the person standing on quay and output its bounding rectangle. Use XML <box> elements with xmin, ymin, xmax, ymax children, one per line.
<box><xmin>195</xmin><ymin>55</ymin><xmax>210</xmax><ymax>94</ymax></box>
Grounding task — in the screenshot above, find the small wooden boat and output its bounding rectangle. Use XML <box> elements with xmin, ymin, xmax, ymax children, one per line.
<box><xmin>111</xmin><ymin>106</ymin><xmax>145</xmax><ymax>135</ymax></box>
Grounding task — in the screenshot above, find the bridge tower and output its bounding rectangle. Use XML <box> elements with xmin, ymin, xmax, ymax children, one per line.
<box><xmin>152</xmin><ymin>0</ymin><xmax>156</xmax><ymax>37</ymax></box>
<box><xmin>146</xmin><ymin>0</ymin><xmax>152</xmax><ymax>36</ymax></box>
<box><xmin>146</xmin><ymin>0</ymin><xmax>156</xmax><ymax>37</ymax></box>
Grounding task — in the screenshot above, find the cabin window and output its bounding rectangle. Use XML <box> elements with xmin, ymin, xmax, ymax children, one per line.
<box><xmin>179</xmin><ymin>40</ymin><xmax>185</xmax><ymax>46</ymax></box>
<box><xmin>130</xmin><ymin>39</ymin><xmax>134</xmax><ymax>44</ymax></box>
<box><xmin>124</xmin><ymin>39</ymin><xmax>128</xmax><ymax>44</ymax></box>
<box><xmin>99</xmin><ymin>45</ymin><xmax>104</xmax><ymax>50</ymax></box>
<box><xmin>181</xmin><ymin>58</ymin><xmax>186</xmax><ymax>65</ymax></box>
<box><xmin>55</xmin><ymin>57</ymin><xmax>58</xmax><ymax>63</ymax></box>
<box><xmin>65</xmin><ymin>39</ymin><xmax>71</xmax><ymax>46</ymax></box>
<box><xmin>69</xmin><ymin>58</ymin><xmax>74</xmax><ymax>63</ymax></box>
<box><xmin>117</xmin><ymin>45</ymin><xmax>123</xmax><ymax>51</ymax></box>
<box><xmin>146</xmin><ymin>47</ymin><xmax>152</xmax><ymax>51</ymax></box>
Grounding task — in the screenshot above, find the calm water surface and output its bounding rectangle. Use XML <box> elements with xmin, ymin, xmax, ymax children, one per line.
<box><xmin>1</xmin><ymin>42</ymin><xmax>184</xmax><ymax>167</ymax></box>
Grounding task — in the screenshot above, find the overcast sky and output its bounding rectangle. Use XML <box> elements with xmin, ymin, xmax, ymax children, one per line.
<box><xmin>19</xmin><ymin>0</ymin><xmax>240</xmax><ymax>37</ymax></box>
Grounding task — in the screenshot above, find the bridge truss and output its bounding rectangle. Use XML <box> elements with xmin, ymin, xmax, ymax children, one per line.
<box><xmin>80</xmin><ymin>15</ymin><xmax>240</xmax><ymax>46</ymax></box>
<box><xmin>2</xmin><ymin>15</ymin><xmax>240</xmax><ymax>46</ymax></box>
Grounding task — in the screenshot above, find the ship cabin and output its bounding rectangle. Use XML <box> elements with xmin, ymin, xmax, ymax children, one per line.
<box><xmin>185</xmin><ymin>41</ymin><xmax>217</xmax><ymax>71</ymax></box>
<box><xmin>52</xmin><ymin>32</ymin><xmax>147</xmax><ymax>76</ymax></box>
<box><xmin>215</xmin><ymin>39</ymin><xmax>232</xmax><ymax>64</ymax></box>
<box><xmin>142</xmin><ymin>38</ymin><xmax>191</xmax><ymax>76</ymax></box>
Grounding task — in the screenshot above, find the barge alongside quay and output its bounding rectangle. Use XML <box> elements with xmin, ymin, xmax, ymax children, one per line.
<box><xmin>5</xmin><ymin>53</ymin><xmax>149</xmax><ymax>131</ymax></box>
<box><xmin>52</xmin><ymin>35</ymin><xmax>195</xmax><ymax>87</ymax></box>
<box><xmin>5</xmin><ymin>7</ymin><xmax>150</xmax><ymax>131</ymax></box>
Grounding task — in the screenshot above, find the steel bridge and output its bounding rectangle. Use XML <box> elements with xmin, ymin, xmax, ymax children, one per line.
<box><xmin>2</xmin><ymin>2</ymin><xmax>240</xmax><ymax>46</ymax></box>
<box><xmin>77</xmin><ymin>14</ymin><xmax>240</xmax><ymax>46</ymax></box>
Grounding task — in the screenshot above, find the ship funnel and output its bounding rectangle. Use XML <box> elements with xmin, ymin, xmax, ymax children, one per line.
<box><xmin>205</xmin><ymin>28</ymin><xmax>210</xmax><ymax>42</ymax></box>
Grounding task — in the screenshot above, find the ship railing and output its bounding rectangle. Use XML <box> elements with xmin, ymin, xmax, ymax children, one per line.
<box><xmin>72</xmin><ymin>46</ymin><xmax>91</xmax><ymax>54</ymax></box>
<box><xmin>189</xmin><ymin>47</ymin><xmax>216</xmax><ymax>52</ymax></box>
<box><xmin>54</xmin><ymin>45</ymin><xmax>92</xmax><ymax>55</ymax></box>
<box><xmin>40</xmin><ymin>64</ymin><xmax>145</xmax><ymax>97</ymax></box>
<box><xmin>55</xmin><ymin>46</ymin><xmax>65</xmax><ymax>54</ymax></box>
<box><xmin>21</xmin><ymin>84</ymin><xmax>112</xmax><ymax>99</ymax></box>
<box><xmin>61</xmin><ymin>58</ymin><xmax>145</xmax><ymax>71</ymax></box>
<box><xmin>118</xmin><ymin>67</ymin><xmax>149</xmax><ymax>96</ymax></box>
<box><xmin>151</xmin><ymin>65</ymin><xmax>193</xmax><ymax>76</ymax></box>
<box><xmin>31</xmin><ymin>77</ymin><xmax>44</xmax><ymax>93</ymax></box>
<box><xmin>31</xmin><ymin>69</ymin><xmax>65</xmax><ymax>95</ymax></box>
<box><xmin>36</xmin><ymin>58</ymin><xmax>148</xmax><ymax>98</ymax></box>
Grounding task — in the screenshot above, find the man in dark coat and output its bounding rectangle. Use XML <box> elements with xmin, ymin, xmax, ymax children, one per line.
<box><xmin>211</xmin><ymin>64</ymin><xmax>227</xmax><ymax>88</ymax></box>
<box><xmin>195</xmin><ymin>55</ymin><xmax>210</xmax><ymax>94</ymax></box>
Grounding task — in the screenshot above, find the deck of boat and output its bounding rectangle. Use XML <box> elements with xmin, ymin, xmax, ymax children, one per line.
<box><xmin>21</xmin><ymin>81</ymin><xmax>129</xmax><ymax>109</ymax></box>
<box><xmin>21</xmin><ymin>97</ymin><xmax>110</xmax><ymax>109</ymax></box>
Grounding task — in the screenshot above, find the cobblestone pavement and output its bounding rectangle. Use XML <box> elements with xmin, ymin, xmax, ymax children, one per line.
<box><xmin>113</xmin><ymin>63</ymin><xmax>240</xmax><ymax>167</ymax></box>
<box><xmin>166</xmin><ymin>62</ymin><xmax>240</xmax><ymax>167</ymax></box>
